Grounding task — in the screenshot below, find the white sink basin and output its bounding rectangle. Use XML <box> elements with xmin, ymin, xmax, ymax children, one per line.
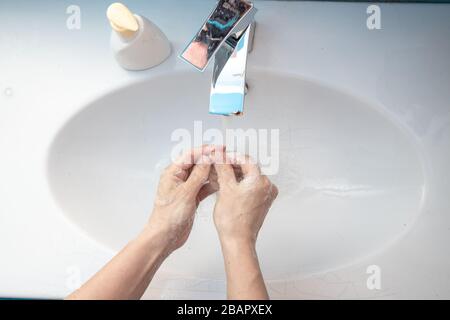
<box><xmin>47</xmin><ymin>70</ymin><xmax>425</xmax><ymax>280</ymax></box>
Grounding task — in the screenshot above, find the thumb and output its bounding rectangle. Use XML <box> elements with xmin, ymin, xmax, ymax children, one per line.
<box><xmin>184</xmin><ymin>156</ymin><xmax>212</xmax><ymax>195</ymax></box>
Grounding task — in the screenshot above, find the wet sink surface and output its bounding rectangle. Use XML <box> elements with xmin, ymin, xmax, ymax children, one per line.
<box><xmin>47</xmin><ymin>70</ymin><xmax>425</xmax><ymax>280</ymax></box>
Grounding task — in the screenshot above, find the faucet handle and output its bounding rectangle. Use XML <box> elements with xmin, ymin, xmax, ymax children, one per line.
<box><xmin>179</xmin><ymin>0</ymin><xmax>256</xmax><ymax>71</ymax></box>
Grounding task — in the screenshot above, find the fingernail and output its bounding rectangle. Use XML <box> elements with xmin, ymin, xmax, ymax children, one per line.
<box><xmin>227</xmin><ymin>152</ymin><xmax>238</xmax><ymax>164</ymax></box>
<box><xmin>201</xmin><ymin>155</ymin><xmax>211</xmax><ymax>165</ymax></box>
<box><xmin>202</xmin><ymin>145</ymin><xmax>212</xmax><ymax>155</ymax></box>
<box><xmin>213</xmin><ymin>152</ymin><xmax>225</xmax><ymax>165</ymax></box>
<box><xmin>211</xmin><ymin>145</ymin><xmax>225</xmax><ymax>152</ymax></box>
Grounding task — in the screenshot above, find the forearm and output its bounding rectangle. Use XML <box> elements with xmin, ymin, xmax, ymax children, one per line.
<box><xmin>66</xmin><ymin>226</ymin><xmax>171</xmax><ymax>300</ymax></box>
<box><xmin>221</xmin><ymin>239</ymin><xmax>269</xmax><ymax>300</ymax></box>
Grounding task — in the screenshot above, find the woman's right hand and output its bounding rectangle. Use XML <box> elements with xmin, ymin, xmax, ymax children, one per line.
<box><xmin>212</xmin><ymin>152</ymin><xmax>278</xmax><ymax>246</ymax></box>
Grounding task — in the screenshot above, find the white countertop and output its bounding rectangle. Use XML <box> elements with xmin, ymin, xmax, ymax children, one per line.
<box><xmin>1</xmin><ymin>0</ymin><xmax>450</xmax><ymax>299</ymax></box>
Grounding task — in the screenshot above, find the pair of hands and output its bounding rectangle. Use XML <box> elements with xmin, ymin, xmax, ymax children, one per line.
<box><xmin>66</xmin><ymin>145</ymin><xmax>277</xmax><ymax>300</ymax></box>
<box><xmin>146</xmin><ymin>145</ymin><xmax>278</xmax><ymax>255</ymax></box>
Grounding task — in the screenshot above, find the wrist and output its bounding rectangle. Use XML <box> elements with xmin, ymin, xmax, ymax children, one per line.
<box><xmin>220</xmin><ymin>236</ymin><xmax>256</xmax><ymax>254</ymax></box>
<box><xmin>138</xmin><ymin>224</ymin><xmax>174</xmax><ymax>258</ymax></box>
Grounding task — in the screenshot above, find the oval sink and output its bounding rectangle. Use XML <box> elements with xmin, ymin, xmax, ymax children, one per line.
<box><xmin>47</xmin><ymin>70</ymin><xmax>425</xmax><ymax>280</ymax></box>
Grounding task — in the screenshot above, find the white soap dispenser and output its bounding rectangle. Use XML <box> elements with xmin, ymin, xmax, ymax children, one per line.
<box><xmin>107</xmin><ymin>2</ymin><xmax>171</xmax><ymax>71</ymax></box>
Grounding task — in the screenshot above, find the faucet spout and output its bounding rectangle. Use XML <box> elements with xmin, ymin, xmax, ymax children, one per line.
<box><xmin>179</xmin><ymin>0</ymin><xmax>257</xmax><ymax>115</ymax></box>
<box><xmin>210</xmin><ymin>22</ymin><xmax>255</xmax><ymax>115</ymax></box>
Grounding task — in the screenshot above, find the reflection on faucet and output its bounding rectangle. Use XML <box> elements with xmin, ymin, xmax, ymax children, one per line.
<box><xmin>182</xmin><ymin>41</ymin><xmax>209</xmax><ymax>70</ymax></box>
<box><xmin>180</xmin><ymin>0</ymin><xmax>257</xmax><ymax>115</ymax></box>
<box><xmin>181</xmin><ymin>0</ymin><xmax>253</xmax><ymax>71</ymax></box>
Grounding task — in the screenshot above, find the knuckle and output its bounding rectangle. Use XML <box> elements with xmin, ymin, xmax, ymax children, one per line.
<box><xmin>271</xmin><ymin>184</ymin><xmax>279</xmax><ymax>198</ymax></box>
<box><xmin>191</xmin><ymin>170</ymin><xmax>206</xmax><ymax>183</ymax></box>
<box><xmin>260</xmin><ymin>176</ymin><xmax>271</xmax><ymax>188</ymax></box>
<box><xmin>179</xmin><ymin>184</ymin><xmax>192</xmax><ymax>198</ymax></box>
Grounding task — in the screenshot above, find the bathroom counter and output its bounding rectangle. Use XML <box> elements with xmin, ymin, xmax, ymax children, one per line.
<box><xmin>1</xmin><ymin>0</ymin><xmax>450</xmax><ymax>299</ymax></box>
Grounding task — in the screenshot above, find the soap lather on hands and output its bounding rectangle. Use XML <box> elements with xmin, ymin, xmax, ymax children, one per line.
<box><xmin>67</xmin><ymin>145</ymin><xmax>278</xmax><ymax>300</ymax></box>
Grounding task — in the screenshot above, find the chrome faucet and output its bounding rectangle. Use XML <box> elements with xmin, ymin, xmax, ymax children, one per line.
<box><xmin>179</xmin><ymin>0</ymin><xmax>257</xmax><ymax>115</ymax></box>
